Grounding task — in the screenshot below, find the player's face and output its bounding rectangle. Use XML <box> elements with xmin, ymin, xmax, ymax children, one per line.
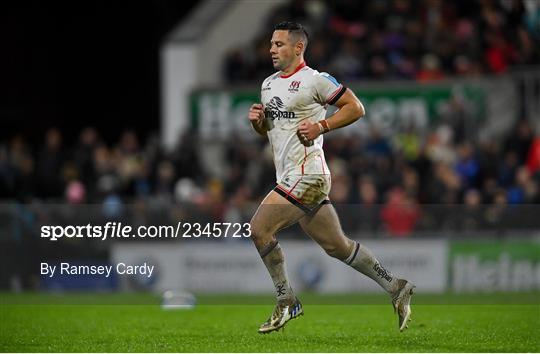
<box><xmin>270</xmin><ymin>30</ymin><xmax>296</xmax><ymax>71</ymax></box>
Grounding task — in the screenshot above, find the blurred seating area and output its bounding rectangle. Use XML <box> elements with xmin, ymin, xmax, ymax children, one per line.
<box><xmin>1</xmin><ymin>118</ymin><xmax>539</xmax><ymax>236</ymax></box>
<box><xmin>223</xmin><ymin>0</ymin><xmax>540</xmax><ymax>83</ymax></box>
<box><xmin>2</xmin><ymin>0</ymin><xmax>540</xmax><ymax>237</ymax></box>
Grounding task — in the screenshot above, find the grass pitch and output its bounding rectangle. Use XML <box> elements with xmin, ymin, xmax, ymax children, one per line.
<box><xmin>1</xmin><ymin>292</ymin><xmax>539</xmax><ymax>352</ymax></box>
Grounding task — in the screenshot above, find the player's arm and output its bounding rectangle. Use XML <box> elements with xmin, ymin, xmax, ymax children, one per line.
<box><xmin>248</xmin><ymin>103</ymin><xmax>268</xmax><ymax>136</ymax></box>
<box><xmin>298</xmin><ymin>88</ymin><xmax>364</xmax><ymax>141</ymax></box>
<box><xmin>324</xmin><ymin>88</ymin><xmax>365</xmax><ymax>130</ymax></box>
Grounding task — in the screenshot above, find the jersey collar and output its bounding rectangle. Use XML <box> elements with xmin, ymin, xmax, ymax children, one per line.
<box><xmin>280</xmin><ymin>61</ymin><xmax>306</xmax><ymax>78</ymax></box>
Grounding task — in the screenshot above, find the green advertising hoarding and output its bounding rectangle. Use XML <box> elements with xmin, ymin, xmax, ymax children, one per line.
<box><xmin>450</xmin><ymin>240</ymin><xmax>540</xmax><ymax>292</ymax></box>
<box><xmin>190</xmin><ymin>85</ymin><xmax>485</xmax><ymax>138</ymax></box>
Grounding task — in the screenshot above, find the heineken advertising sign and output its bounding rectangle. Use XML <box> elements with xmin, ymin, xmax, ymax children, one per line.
<box><xmin>190</xmin><ymin>85</ymin><xmax>485</xmax><ymax>139</ymax></box>
<box><xmin>450</xmin><ymin>240</ymin><xmax>540</xmax><ymax>292</ymax></box>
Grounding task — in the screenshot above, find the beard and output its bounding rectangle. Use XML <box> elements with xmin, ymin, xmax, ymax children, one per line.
<box><xmin>272</xmin><ymin>60</ymin><xmax>283</xmax><ymax>70</ymax></box>
<box><xmin>272</xmin><ymin>56</ymin><xmax>290</xmax><ymax>71</ymax></box>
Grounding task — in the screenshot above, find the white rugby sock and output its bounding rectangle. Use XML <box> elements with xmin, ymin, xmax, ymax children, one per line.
<box><xmin>344</xmin><ymin>241</ymin><xmax>399</xmax><ymax>294</ymax></box>
<box><xmin>260</xmin><ymin>241</ymin><xmax>295</xmax><ymax>302</ymax></box>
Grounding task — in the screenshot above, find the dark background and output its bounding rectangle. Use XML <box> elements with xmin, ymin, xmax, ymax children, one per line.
<box><xmin>1</xmin><ymin>1</ymin><xmax>198</xmax><ymax>146</ymax></box>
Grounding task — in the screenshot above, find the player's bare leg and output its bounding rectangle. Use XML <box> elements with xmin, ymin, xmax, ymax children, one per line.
<box><xmin>250</xmin><ymin>190</ymin><xmax>306</xmax><ymax>334</ymax></box>
<box><xmin>299</xmin><ymin>203</ymin><xmax>415</xmax><ymax>331</ymax></box>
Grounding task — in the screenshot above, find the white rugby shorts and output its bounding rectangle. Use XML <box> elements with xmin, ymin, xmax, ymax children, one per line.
<box><xmin>274</xmin><ymin>174</ymin><xmax>331</xmax><ymax>212</ymax></box>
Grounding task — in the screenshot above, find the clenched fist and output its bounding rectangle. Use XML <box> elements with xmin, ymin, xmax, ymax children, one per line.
<box><xmin>249</xmin><ymin>103</ymin><xmax>268</xmax><ymax>136</ymax></box>
<box><xmin>249</xmin><ymin>103</ymin><xmax>265</xmax><ymax>123</ymax></box>
<box><xmin>297</xmin><ymin>120</ymin><xmax>320</xmax><ymax>146</ymax></box>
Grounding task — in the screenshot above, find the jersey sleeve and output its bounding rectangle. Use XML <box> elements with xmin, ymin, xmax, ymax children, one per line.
<box><xmin>313</xmin><ymin>72</ymin><xmax>347</xmax><ymax>106</ymax></box>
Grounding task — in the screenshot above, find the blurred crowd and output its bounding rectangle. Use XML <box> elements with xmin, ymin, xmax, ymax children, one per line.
<box><xmin>224</xmin><ymin>0</ymin><xmax>540</xmax><ymax>83</ymax></box>
<box><xmin>1</xmin><ymin>117</ymin><xmax>539</xmax><ymax>236</ymax></box>
<box><xmin>2</xmin><ymin>0</ymin><xmax>540</xmax><ymax>236</ymax></box>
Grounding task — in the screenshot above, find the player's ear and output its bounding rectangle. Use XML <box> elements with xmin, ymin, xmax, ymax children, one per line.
<box><xmin>295</xmin><ymin>41</ymin><xmax>304</xmax><ymax>56</ymax></box>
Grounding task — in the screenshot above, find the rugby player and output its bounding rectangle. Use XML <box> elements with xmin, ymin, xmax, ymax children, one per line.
<box><xmin>248</xmin><ymin>21</ymin><xmax>415</xmax><ymax>334</ymax></box>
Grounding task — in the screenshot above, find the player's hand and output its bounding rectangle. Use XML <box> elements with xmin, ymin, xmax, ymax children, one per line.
<box><xmin>297</xmin><ymin>120</ymin><xmax>320</xmax><ymax>146</ymax></box>
<box><xmin>249</xmin><ymin>103</ymin><xmax>265</xmax><ymax>123</ymax></box>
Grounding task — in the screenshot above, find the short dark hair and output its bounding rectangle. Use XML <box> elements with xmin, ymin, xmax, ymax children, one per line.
<box><xmin>274</xmin><ymin>21</ymin><xmax>309</xmax><ymax>49</ymax></box>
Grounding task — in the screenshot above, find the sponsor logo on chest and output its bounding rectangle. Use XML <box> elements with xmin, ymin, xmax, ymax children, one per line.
<box><xmin>265</xmin><ymin>96</ymin><xmax>296</xmax><ymax>120</ymax></box>
<box><xmin>288</xmin><ymin>80</ymin><xmax>301</xmax><ymax>93</ymax></box>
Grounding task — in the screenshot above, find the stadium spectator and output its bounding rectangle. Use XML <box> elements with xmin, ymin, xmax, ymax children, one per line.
<box><xmin>380</xmin><ymin>187</ymin><xmax>420</xmax><ymax>237</ymax></box>
<box><xmin>504</xmin><ymin>120</ymin><xmax>534</xmax><ymax>164</ymax></box>
<box><xmin>459</xmin><ymin>189</ymin><xmax>484</xmax><ymax>230</ymax></box>
<box><xmin>416</xmin><ymin>54</ymin><xmax>446</xmax><ymax>82</ymax></box>
<box><xmin>36</xmin><ymin>128</ymin><xmax>65</xmax><ymax>199</ymax></box>
<box><xmin>455</xmin><ymin>142</ymin><xmax>481</xmax><ymax>189</ymax></box>
<box><xmin>526</xmin><ymin>136</ymin><xmax>540</xmax><ymax>174</ymax></box>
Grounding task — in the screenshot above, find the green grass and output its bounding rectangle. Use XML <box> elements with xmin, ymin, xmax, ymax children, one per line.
<box><xmin>1</xmin><ymin>293</ymin><xmax>539</xmax><ymax>352</ymax></box>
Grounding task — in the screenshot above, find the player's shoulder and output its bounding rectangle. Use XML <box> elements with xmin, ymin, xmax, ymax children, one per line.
<box><xmin>308</xmin><ymin>68</ymin><xmax>341</xmax><ymax>86</ymax></box>
<box><xmin>296</xmin><ymin>65</ymin><xmax>315</xmax><ymax>79</ymax></box>
<box><xmin>294</xmin><ymin>66</ymin><xmax>326</xmax><ymax>85</ymax></box>
<box><xmin>261</xmin><ymin>72</ymin><xmax>281</xmax><ymax>87</ymax></box>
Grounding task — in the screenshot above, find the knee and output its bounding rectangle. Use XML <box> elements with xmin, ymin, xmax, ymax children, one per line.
<box><xmin>249</xmin><ymin>218</ymin><xmax>272</xmax><ymax>243</ymax></box>
<box><xmin>249</xmin><ymin>219</ymin><xmax>278</xmax><ymax>255</ymax></box>
<box><xmin>249</xmin><ymin>219</ymin><xmax>261</xmax><ymax>239</ymax></box>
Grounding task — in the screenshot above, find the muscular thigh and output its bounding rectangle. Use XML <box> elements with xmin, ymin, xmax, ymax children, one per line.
<box><xmin>251</xmin><ymin>190</ymin><xmax>306</xmax><ymax>237</ymax></box>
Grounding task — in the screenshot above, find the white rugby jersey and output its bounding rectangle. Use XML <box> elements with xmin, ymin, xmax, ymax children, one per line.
<box><xmin>260</xmin><ymin>62</ymin><xmax>346</xmax><ymax>182</ymax></box>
